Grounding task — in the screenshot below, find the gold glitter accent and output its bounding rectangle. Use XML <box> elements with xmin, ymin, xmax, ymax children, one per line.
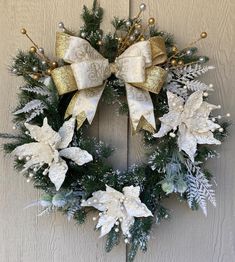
<box><xmin>132</xmin><ymin>66</ymin><xmax>167</xmax><ymax>94</ymax></box>
<box><xmin>137</xmin><ymin>116</ymin><xmax>155</xmax><ymax>133</ymax></box>
<box><xmin>131</xmin><ymin>116</ymin><xmax>155</xmax><ymax>134</ymax></box>
<box><xmin>64</xmin><ymin>92</ymin><xmax>87</xmax><ymax>128</ymax></box>
<box><xmin>64</xmin><ymin>92</ymin><xmax>79</xmax><ymax>119</ymax></box>
<box><xmin>132</xmin><ymin>37</ymin><xmax>167</xmax><ymax>94</ymax></box>
<box><xmin>51</xmin><ymin>65</ymin><xmax>77</xmax><ymax>95</ymax></box>
<box><xmin>55</xmin><ymin>32</ymin><xmax>70</xmax><ymax>59</ymax></box>
<box><xmin>150</xmin><ymin>36</ymin><xmax>167</xmax><ymax>65</ymax></box>
<box><xmin>76</xmin><ymin>112</ymin><xmax>87</xmax><ymax>130</ymax></box>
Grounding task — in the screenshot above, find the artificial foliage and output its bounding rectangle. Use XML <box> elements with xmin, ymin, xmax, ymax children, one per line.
<box><xmin>0</xmin><ymin>1</ymin><xmax>231</xmax><ymax>261</ymax></box>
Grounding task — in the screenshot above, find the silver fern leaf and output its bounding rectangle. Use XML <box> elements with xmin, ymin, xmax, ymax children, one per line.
<box><xmin>67</xmin><ymin>203</ymin><xmax>81</xmax><ymax>221</ymax></box>
<box><xmin>21</xmin><ymin>86</ymin><xmax>50</xmax><ymax>96</ymax></box>
<box><xmin>184</xmin><ymin>80</ymin><xmax>214</xmax><ymax>92</ymax></box>
<box><xmin>185</xmin><ymin>160</ymin><xmax>216</xmax><ymax>216</ymax></box>
<box><xmin>25</xmin><ymin>107</ymin><xmax>46</xmax><ymax>122</ymax></box>
<box><xmin>14</xmin><ymin>100</ymin><xmax>46</xmax><ymax>115</ymax></box>
<box><xmin>173</xmin><ymin>64</ymin><xmax>215</xmax><ymax>82</ymax></box>
<box><xmin>167</xmin><ymin>82</ymin><xmax>188</xmax><ymax>99</ymax></box>
<box><xmin>38</xmin><ymin>205</ymin><xmax>57</xmax><ymax>217</ymax></box>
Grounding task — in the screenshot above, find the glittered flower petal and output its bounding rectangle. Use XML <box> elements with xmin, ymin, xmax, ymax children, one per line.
<box><xmin>124</xmin><ymin>199</ymin><xmax>153</xmax><ymax>217</ymax></box>
<box><xmin>81</xmin><ymin>192</ymin><xmax>107</xmax><ymax>211</ymax></box>
<box><xmin>96</xmin><ymin>215</ymin><xmax>116</xmax><ymax>237</ymax></box>
<box><xmin>153</xmin><ymin>122</ymin><xmax>172</xmax><ymax>137</ymax></box>
<box><xmin>59</xmin><ymin>147</ymin><xmax>93</xmax><ymax>165</ymax></box>
<box><xmin>178</xmin><ymin>124</ymin><xmax>197</xmax><ymax>161</ymax></box>
<box><xmin>48</xmin><ymin>159</ymin><xmax>68</xmax><ymax>191</ymax></box>
<box><xmin>167</xmin><ymin>91</ymin><xmax>184</xmax><ymax>112</ymax></box>
<box><xmin>12</xmin><ymin>142</ymin><xmax>54</xmax><ymax>164</ymax></box>
<box><xmin>58</xmin><ymin>117</ymin><xmax>76</xmax><ymax>149</ymax></box>
<box><xmin>123</xmin><ymin>185</ymin><xmax>140</xmax><ymax>198</ymax></box>
<box><xmin>183</xmin><ymin>91</ymin><xmax>203</xmax><ymax>118</ymax></box>
<box><xmin>194</xmin><ymin>131</ymin><xmax>221</xmax><ymax>145</ymax></box>
<box><xmin>25</xmin><ymin>118</ymin><xmax>61</xmax><ymax>147</ymax></box>
<box><xmin>121</xmin><ymin>213</ymin><xmax>135</xmax><ymax>236</ymax></box>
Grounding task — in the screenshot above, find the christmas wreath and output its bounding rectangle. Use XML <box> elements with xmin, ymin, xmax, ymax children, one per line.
<box><xmin>1</xmin><ymin>1</ymin><xmax>231</xmax><ymax>261</ymax></box>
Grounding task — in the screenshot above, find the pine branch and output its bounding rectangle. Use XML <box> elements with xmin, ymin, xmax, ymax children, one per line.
<box><xmin>80</xmin><ymin>0</ymin><xmax>104</xmax><ymax>49</ymax></box>
<box><xmin>111</xmin><ymin>17</ymin><xmax>128</xmax><ymax>32</ymax></box>
<box><xmin>128</xmin><ymin>217</ymin><xmax>152</xmax><ymax>262</ymax></box>
<box><xmin>105</xmin><ymin>228</ymin><xmax>120</xmax><ymax>252</ymax></box>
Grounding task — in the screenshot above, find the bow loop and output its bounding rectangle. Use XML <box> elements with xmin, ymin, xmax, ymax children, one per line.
<box><xmin>71</xmin><ymin>59</ymin><xmax>110</xmax><ymax>90</ymax></box>
<box><xmin>115</xmin><ymin>56</ymin><xmax>146</xmax><ymax>83</ymax></box>
<box><xmin>119</xmin><ymin>40</ymin><xmax>153</xmax><ymax>67</ymax></box>
<box><xmin>56</xmin><ymin>32</ymin><xmax>103</xmax><ymax>63</ymax></box>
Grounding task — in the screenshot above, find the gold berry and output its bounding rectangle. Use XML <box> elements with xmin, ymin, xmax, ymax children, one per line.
<box><xmin>148</xmin><ymin>17</ymin><xmax>155</xmax><ymax>26</ymax></box>
<box><xmin>21</xmin><ymin>28</ymin><xmax>27</xmax><ymax>34</ymax></box>
<box><xmin>178</xmin><ymin>60</ymin><xmax>184</xmax><ymax>66</ymax></box>
<box><xmin>170</xmin><ymin>59</ymin><xmax>177</xmax><ymax>66</ymax></box>
<box><xmin>46</xmin><ymin>69</ymin><xmax>52</xmax><ymax>75</ymax></box>
<box><xmin>135</xmin><ymin>23</ymin><xmax>142</xmax><ymax>29</ymax></box>
<box><xmin>172</xmin><ymin>46</ymin><xmax>178</xmax><ymax>53</ymax></box>
<box><xmin>32</xmin><ymin>74</ymin><xmax>39</xmax><ymax>80</ymax></box>
<box><xmin>118</xmin><ymin>37</ymin><xmax>122</xmax><ymax>42</ymax></box>
<box><xmin>140</xmin><ymin>37</ymin><xmax>145</xmax><ymax>41</ymax></box>
<box><xmin>51</xmin><ymin>61</ymin><xmax>58</xmax><ymax>69</ymax></box>
<box><xmin>97</xmin><ymin>40</ymin><xmax>102</xmax><ymax>46</ymax></box>
<box><xmin>30</xmin><ymin>46</ymin><xmax>37</xmax><ymax>53</ymax></box>
<box><xmin>200</xmin><ymin>32</ymin><xmax>207</xmax><ymax>38</ymax></box>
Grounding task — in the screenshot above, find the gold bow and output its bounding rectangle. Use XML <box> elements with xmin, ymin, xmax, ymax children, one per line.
<box><xmin>51</xmin><ymin>32</ymin><xmax>167</xmax><ymax>133</ymax></box>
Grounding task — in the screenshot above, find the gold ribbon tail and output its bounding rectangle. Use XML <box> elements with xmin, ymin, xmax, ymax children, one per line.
<box><xmin>125</xmin><ymin>83</ymin><xmax>156</xmax><ymax>134</ymax></box>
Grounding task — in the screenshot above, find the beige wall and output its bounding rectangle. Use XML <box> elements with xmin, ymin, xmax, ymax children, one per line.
<box><xmin>0</xmin><ymin>0</ymin><xmax>234</xmax><ymax>261</ymax></box>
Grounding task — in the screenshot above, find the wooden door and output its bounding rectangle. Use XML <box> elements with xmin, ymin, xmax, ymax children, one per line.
<box><xmin>0</xmin><ymin>1</ymin><xmax>234</xmax><ymax>261</ymax></box>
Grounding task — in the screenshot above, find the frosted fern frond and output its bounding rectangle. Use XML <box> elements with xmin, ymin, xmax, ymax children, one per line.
<box><xmin>173</xmin><ymin>64</ymin><xmax>215</xmax><ymax>82</ymax></box>
<box><xmin>185</xmin><ymin>161</ymin><xmax>216</xmax><ymax>216</ymax></box>
<box><xmin>25</xmin><ymin>107</ymin><xmax>46</xmax><ymax>122</ymax></box>
<box><xmin>21</xmin><ymin>86</ymin><xmax>50</xmax><ymax>96</ymax></box>
<box><xmin>14</xmin><ymin>99</ymin><xmax>46</xmax><ymax>115</ymax></box>
<box><xmin>167</xmin><ymin>82</ymin><xmax>188</xmax><ymax>99</ymax></box>
<box><xmin>184</xmin><ymin>80</ymin><xmax>214</xmax><ymax>92</ymax></box>
<box><xmin>67</xmin><ymin>203</ymin><xmax>81</xmax><ymax>221</ymax></box>
<box><xmin>38</xmin><ymin>205</ymin><xmax>57</xmax><ymax>216</ymax></box>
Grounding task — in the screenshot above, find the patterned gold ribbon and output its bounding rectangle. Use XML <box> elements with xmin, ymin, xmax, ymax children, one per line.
<box><xmin>51</xmin><ymin>32</ymin><xmax>167</xmax><ymax>132</ymax></box>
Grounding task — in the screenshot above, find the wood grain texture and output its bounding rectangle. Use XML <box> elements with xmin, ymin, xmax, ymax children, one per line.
<box><xmin>0</xmin><ymin>0</ymin><xmax>235</xmax><ymax>262</ymax></box>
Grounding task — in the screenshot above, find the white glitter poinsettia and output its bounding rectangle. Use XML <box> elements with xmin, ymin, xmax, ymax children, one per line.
<box><xmin>12</xmin><ymin>117</ymin><xmax>93</xmax><ymax>190</ymax></box>
<box><xmin>81</xmin><ymin>185</ymin><xmax>153</xmax><ymax>237</ymax></box>
<box><xmin>153</xmin><ymin>91</ymin><xmax>221</xmax><ymax>161</ymax></box>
